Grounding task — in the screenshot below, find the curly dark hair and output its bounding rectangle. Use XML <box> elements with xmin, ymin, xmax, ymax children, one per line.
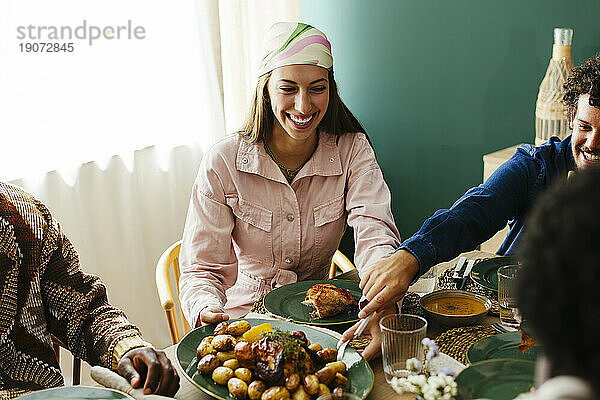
<box><xmin>517</xmin><ymin>165</ymin><xmax>600</xmax><ymax>394</ymax></box>
<box><xmin>563</xmin><ymin>54</ymin><xmax>600</xmax><ymax>119</ymax></box>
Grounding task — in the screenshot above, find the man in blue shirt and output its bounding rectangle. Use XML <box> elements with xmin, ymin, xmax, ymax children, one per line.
<box><xmin>343</xmin><ymin>55</ymin><xmax>600</xmax><ymax>360</ymax></box>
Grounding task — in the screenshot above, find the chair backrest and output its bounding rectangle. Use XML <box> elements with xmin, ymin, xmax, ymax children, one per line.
<box><xmin>328</xmin><ymin>249</ymin><xmax>356</xmax><ymax>279</ymax></box>
<box><xmin>51</xmin><ymin>334</ymin><xmax>81</xmax><ymax>385</ymax></box>
<box><xmin>155</xmin><ymin>240</ymin><xmax>190</xmax><ymax>345</ymax></box>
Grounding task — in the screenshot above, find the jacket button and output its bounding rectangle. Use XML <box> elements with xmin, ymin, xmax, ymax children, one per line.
<box><xmin>287</xmin><ymin>214</ymin><xmax>294</xmax><ymax>222</ymax></box>
<box><xmin>285</xmin><ymin>257</ymin><xmax>293</xmax><ymax>264</ymax></box>
<box><xmin>329</xmin><ymin>157</ymin><xmax>335</xmax><ymax>162</ymax></box>
<box><xmin>242</xmin><ymin>158</ymin><xmax>248</xmax><ymax>164</ymax></box>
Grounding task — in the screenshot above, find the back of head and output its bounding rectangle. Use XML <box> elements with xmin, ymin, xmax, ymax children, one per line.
<box><xmin>518</xmin><ymin>166</ymin><xmax>600</xmax><ymax>393</ymax></box>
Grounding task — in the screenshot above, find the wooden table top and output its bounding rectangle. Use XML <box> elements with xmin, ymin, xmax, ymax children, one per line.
<box><xmin>165</xmin><ymin>250</ymin><xmax>498</xmax><ymax>400</ymax></box>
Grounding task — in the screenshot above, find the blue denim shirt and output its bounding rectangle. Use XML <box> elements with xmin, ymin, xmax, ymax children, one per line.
<box><xmin>401</xmin><ymin>135</ymin><xmax>576</xmax><ymax>278</ymax></box>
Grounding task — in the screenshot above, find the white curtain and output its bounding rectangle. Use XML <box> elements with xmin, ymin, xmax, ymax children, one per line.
<box><xmin>1</xmin><ymin>0</ymin><xmax>299</xmax><ymax>381</ymax></box>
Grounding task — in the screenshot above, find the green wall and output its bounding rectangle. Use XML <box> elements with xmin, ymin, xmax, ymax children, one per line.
<box><xmin>301</xmin><ymin>0</ymin><xmax>600</xmax><ymax>244</ymax></box>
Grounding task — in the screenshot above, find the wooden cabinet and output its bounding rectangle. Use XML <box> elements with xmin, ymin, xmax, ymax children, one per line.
<box><xmin>479</xmin><ymin>144</ymin><xmax>523</xmax><ymax>253</ymax></box>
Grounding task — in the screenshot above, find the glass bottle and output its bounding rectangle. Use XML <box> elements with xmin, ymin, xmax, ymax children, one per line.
<box><xmin>534</xmin><ymin>28</ymin><xmax>574</xmax><ymax>146</ymax></box>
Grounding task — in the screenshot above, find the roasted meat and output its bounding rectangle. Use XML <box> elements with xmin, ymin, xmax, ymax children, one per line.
<box><xmin>251</xmin><ymin>329</ymin><xmax>315</xmax><ymax>384</ymax></box>
<box><xmin>301</xmin><ymin>283</ymin><xmax>358</xmax><ymax>318</ymax></box>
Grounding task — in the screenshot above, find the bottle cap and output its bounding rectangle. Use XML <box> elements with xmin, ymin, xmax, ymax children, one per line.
<box><xmin>554</xmin><ymin>28</ymin><xmax>573</xmax><ymax>45</ymax></box>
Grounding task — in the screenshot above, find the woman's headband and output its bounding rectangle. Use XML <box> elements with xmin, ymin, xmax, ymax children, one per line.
<box><xmin>259</xmin><ymin>22</ymin><xmax>333</xmax><ymax>76</ymax></box>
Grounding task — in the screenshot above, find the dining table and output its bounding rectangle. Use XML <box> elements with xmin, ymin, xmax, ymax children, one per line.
<box><xmin>161</xmin><ymin>250</ymin><xmax>501</xmax><ymax>400</ymax></box>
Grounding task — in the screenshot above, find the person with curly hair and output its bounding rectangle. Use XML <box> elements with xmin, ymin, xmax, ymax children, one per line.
<box><xmin>348</xmin><ymin>54</ymin><xmax>600</xmax><ymax>334</ymax></box>
<box><xmin>516</xmin><ymin>165</ymin><xmax>600</xmax><ymax>399</ymax></box>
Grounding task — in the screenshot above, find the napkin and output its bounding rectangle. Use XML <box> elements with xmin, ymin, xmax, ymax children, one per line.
<box><xmin>90</xmin><ymin>366</ymin><xmax>173</xmax><ymax>400</ymax></box>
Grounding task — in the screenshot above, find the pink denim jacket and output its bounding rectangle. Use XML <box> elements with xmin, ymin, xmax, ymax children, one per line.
<box><xmin>179</xmin><ymin>131</ymin><xmax>400</xmax><ymax>324</ymax></box>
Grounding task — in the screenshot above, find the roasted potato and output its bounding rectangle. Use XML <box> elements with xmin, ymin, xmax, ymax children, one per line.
<box><xmin>303</xmin><ymin>374</ymin><xmax>319</xmax><ymax>395</ymax></box>
<box><xmin>197</xmin><ymin>354</ymin><xmax>220</xmax><ymax>375</ymax></box>
<box><xmin>315</xmin><ymin>366</ymin><xmax>335</xmax><ymax>385</ymax></box>
<box><xmin>228</xmin><ymin>377</ymin><xmax>249</xmax><ymax>399</ymax></box>
<box><xmin>212</xmin><ymin>366</ymin><xmax>234</xmax><ymax>385</ymax></box>
<box><xmin>318</xmin><ymin>384</ymin><xmax>331</xmax><ymax>396</ymax></box>
<box><xmin>227</xmin><ymin>320</ymin><xmax>252</xmax><ymax>336</ymax></box>
<box><xmin>214</xmin><ymin>321</ymin><xmax>230</xmax><ymax>335</ymax></box>
<box><xmin>212</xmin><ymin>334</ymin><xmax>236</xmax><ymax>351</ymax></box>
<box><xmin>217</xmin><ymin>350</ymin><xmax>237</xmax><ymax>362</ymax></box>
<box><xmin>235</xmin><ymin>341</ymin><xmax>254</xmax><ymax>362</ymax></box>
<box><xmin>285</xmin><ymin>373</ymin><xmax>300</xmax><ymax>391</ymax></box>
<box><xmin>308</xmin><ymin>343</ymin><xmax>322</xmax><ymax>352</ymax></box>
<box><xmin>326</xmin><ymin>361</ymin><xmax>347</xmax><ymax>374</ymax></box>
<box><xmin>317</xmin><ymin>348</ymin><xmax>337</xmax><ymax>363</ymax></box>
<box><xmin>248</xmin><ymin>380</ymin><xmax>267</xmax><ymax>400</ymax></box>
<box><xmin>223</xmin><ymin>358</ymin><xmax>240</xmax><ymax>370</ymax></box>
<box><xmin>291</xmin><ymin>386</ymin><xmax>310</xmax><ymax>400</ymax></box>
<box><xmin>261</xmin><ymin>386</ymin><xmax>290</xmax><ymax>400</ymax></box>
<box><xmin>235</xmin><ymin>367</ymin><xmax>252</xmax><ymax>383</ymax></box>
<box><xmin>197</xmin><ymin>336</ymin><xmax>216</xmax><ymax>357</ymax></box>
<box><xmin>334</xmin><ymin>373</ymin><xmax>348</xmax><ymax>388</ymax></box>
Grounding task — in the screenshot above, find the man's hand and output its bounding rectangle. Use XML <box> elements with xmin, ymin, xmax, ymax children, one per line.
<box><xmin>359</xmin><ymin>249</ymin><xmax>419</xmax><ymax>318</ymax></box>
<box><xmin>117</xmin><ymin>347</ymin><xmax>179</xmax><ymax>396</ymax></box>
<box><xmin>197</xmin><ymin>307</ymin><xmax>230</xmax><ymax>327</ymax></box>
<box><xmin>339</xmin><ymin>305</ymin><xmax>396</xmax><ymax>361</ymax></box>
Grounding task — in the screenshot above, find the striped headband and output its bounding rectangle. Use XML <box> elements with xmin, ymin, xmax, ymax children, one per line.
<box><xmin>259</xmin><ymin>22</ymin><xmax>333</xmax><ymax>76</ymax></box>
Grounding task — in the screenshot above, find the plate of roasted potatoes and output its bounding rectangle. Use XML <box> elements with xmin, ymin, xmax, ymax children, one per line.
<box><xmin>176</xmin><ymin>318</ymin><xmax>374</xmax><ymax>400</ymax></box>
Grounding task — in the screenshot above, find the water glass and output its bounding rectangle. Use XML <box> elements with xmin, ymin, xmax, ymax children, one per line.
<box><xmin>497</xmin><ymin>264</ymin><xmax>522</xmax><ymax>329</ymax></box>
<box><xmin>380</xmin><ymin>313</ymin><xmax>427</xmax><ymax>383</ymax></box>
<box><xmin>316</xmin><ymin>393</ymin><xmax>361</xmax><ymax>400</ymax></box>
<box><xmin>408</xmin><ymin>267</ymin><xmax>436</xmax><ymax>295</ymax></box>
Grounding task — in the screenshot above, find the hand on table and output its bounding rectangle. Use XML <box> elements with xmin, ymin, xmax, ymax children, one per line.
<box><xmin>197</xmin><ymin>306</ymin><xmax>230</xmax><ymax>327</ymax></box>
<box><xmin>117</xmin><ymin>346</ymin><xmax>179</xmax><ymax>396</ymax></box>
<box><xmin>359</xmin><ymin>249</ymin><xmax>419</xmax><ymax>318</ymax></box>
<box><xmin>339</xmin><ymin>305</ymin><xmax>396</xmax><ymax>361</ymax></box>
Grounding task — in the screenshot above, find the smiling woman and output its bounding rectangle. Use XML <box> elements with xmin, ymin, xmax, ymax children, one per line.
<box><xmin>178</xmin><ymin>22</ymin><xmax>401</xmax><ymax>342</ymax></box>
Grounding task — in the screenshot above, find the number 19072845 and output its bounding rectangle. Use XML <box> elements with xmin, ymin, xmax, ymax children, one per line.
<box><xmin>19</xmin><ymin>42</ymin><xmax>74</xmax><ymax>52</ymax></box>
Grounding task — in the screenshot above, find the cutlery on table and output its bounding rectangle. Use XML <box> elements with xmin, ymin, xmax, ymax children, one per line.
<box><xmin>452</xmin><ymin>256</ymin><xmax>467</xmax><ymax>280</ymax></box>
<box><xmin>457</xmin><ymin>259</ymin><xmax>476</xmax><ymax>290</ymax></box>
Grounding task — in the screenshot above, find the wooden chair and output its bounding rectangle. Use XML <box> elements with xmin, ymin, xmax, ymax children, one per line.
<box><xmin>156</xmin><ymin>242</ymin><xmax>354</xmax><ymax>344</ymax></box>
<box><xmin>51</xmin><ymin>334</ymin><xmax>81</xmax><ymax>385</ymax></box>
<box><xmin>329</xmin><ymin>250</ymin><xmax>356</xmax><ymax>279</ymax></box>
<box><xmin>155</xmin><ymin>240</ymin><xmax>190</xmax><ymax>345</ymax></box>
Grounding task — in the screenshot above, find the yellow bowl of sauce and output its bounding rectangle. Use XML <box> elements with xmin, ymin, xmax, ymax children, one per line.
<box><xmin>420</xmin><ymin>290</ymin><xmax>491</xmax><ymax>327</ymax></box>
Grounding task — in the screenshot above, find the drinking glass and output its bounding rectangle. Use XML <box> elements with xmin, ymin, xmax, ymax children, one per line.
<box><xmin>379</xmin><ymin>313</ymin><xmax>427</xmax><ymax>383</ymax></box>
<box><xmin>408</xmin><ymin>267</ymin><xmax>436</xmax><ymax>295</ymax></box>
<box><xmin>316</xmin><ymin>393</ymin><xmax>361</xmax><ymax>400</ymax></box>
<box><xmin>497</xmin><ymin>264</ymin><xmax>522</xmax><ymax>329</ymax></box>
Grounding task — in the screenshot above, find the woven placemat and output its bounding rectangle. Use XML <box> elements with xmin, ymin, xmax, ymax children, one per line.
<box><xmin>434</xmin><ymin>325</ymin><xmax>498</xmax><ymax>364</ymax></box>
<box><xmin>437</xmin><ymin>264</ymin><xmax>499</xmax><ymax>315</ymax></box>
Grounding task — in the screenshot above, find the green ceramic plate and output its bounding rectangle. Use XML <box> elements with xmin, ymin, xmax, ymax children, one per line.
<box><xmin>18</xmin><ymin>386</ymin><xmax>133</xmax><ymax>399</ymax></box>
<box><xmin>467</xmin><ymin>331</ymin><xmax>540</xmax><ymax>363</ymax></box>
<box><xmin>176</xmin><ymin>318</ymin><xmax>374</xmax><ymax>400</ymax></box>
<box><xmin>469</xmin><ymin>256</ymin><xmax>519</xmax><ymax>292</ymax></box>
<box><xmin>456</xmin><ymin>359</ymin><xmax>536</xmax><ymax>400</ymax></box>
<box><xmin>263</xmin><ymin>280</ymin><xmax>361</xmax><ymax>326</ymax></box>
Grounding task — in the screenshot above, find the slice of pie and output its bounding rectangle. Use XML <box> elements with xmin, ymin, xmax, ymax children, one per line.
<box><xmin>301</xmin><ymin>283</ymin><xmax>358</xmax><ymax>318</ymax></box>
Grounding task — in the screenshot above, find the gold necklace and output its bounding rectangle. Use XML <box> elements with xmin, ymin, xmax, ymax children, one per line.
<box><xmin>264</xmin><ymin>141</ymin><xmax>303</xmax><ymax>182</ymax></box>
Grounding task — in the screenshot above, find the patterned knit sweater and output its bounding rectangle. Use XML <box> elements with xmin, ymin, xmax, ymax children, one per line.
<box><xmin>0</xmin><ymin>183</ymin><xmax>147</xmax><ymax>398</ymax></box>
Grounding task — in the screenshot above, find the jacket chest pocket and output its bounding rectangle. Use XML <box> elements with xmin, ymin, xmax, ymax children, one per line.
<box><xmin>226</xmin><ymin>196</ymin><xmax>273</xmax><ymax>265</ymax></box>
<box><xmin>313</xmin><ymin>194</ymin><xmax>346</xmax><ymax>268</ymax></box>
